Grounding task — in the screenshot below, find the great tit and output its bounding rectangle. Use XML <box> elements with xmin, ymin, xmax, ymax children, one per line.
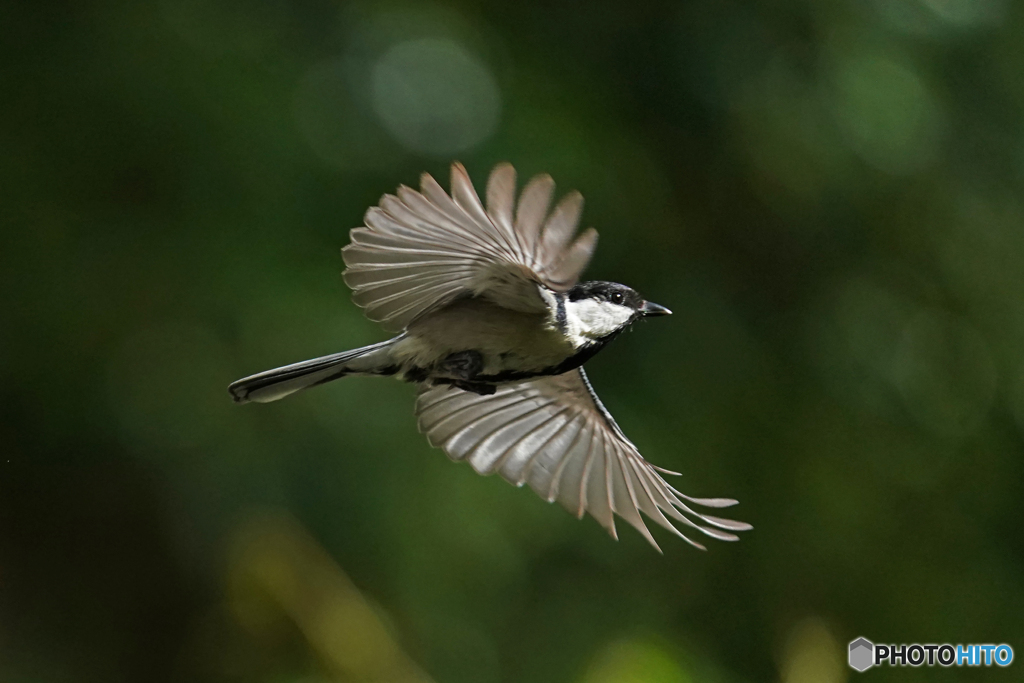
<box><xmin>229</xmin><ymin>162</ymin><xmax>750</xmax><ymax>551</ymax></box>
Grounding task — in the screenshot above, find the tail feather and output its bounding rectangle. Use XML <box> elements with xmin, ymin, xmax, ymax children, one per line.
<box><xmin>229</xmin><ymin>337</ymin><xmax>400</xmax><ymax>404</ymax></box>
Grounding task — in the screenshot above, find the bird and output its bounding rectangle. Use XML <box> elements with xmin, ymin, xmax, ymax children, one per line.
<box><xmin>229</xmin><ymin>162</ymin><xmax>750</xmax><ymax>551</ymax></box>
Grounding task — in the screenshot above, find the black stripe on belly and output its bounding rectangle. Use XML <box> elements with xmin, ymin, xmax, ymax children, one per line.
<box><xmin>555</xmin><ymin>293</ymin><xmax>567</xmax><ymax>334</ymax></box>
<box><xmin>473</xmin><ymin>338</ymin><xmax>608</xmax><ymax>384</ymax></box>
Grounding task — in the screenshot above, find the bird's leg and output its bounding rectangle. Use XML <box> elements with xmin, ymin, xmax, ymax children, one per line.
<box><xmin>430</xmin><ymin>351</ymin><xmax>497</xmax><ymax>393</ymax></box>
<box><xmin>449</xmin><ymin>380</ymin><xmax>497</xmax><ymax>395</ymax></box>
<box><xmin>437</xmin><ymin>350</ymin><xmax>484</xmax><ymax>380</ymax></box>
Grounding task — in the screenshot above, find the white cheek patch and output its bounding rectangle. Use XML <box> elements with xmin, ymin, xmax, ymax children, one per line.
<box><xmin>565</xmin><ymin>300</ymin><xmax>635</xmax><ymax>340</ymax></box>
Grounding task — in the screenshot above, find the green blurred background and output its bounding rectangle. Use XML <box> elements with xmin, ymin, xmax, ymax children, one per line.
<box><xmin>3</xmin><ymin>0</ymin><xmax>1023</xmax><ymax>681</ymax></box>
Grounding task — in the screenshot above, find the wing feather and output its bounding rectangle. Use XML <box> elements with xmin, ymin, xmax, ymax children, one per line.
<box><xmin>616</xmin><ymin>456</ymin><xmax>661</xmax><ymax>551</ymax></box>
<box><xmin>543</xmin><ymin>417</ymin><xmax>587</xmax><ymax>507</ymax></box>
<box><xmin>577</xmin><ymin>428</ymin><xmax>601</xmax><ymax>521</ymax></box>
<box><xmin>467</xmin><ymin>401</ymin><xmax>559</xmax><ymax>475</ymax></box>
<box><xmin>414</xmin><ymin>369</ymin><xmax>751</xmax><ymax>550</ymax></box>
<box><xmin>508</xmin><ymin>411</ymin><xmax>577</xmax><ymax>486</ymax></box>
<box><xmin>485</xmin><ymin>163</ymin><xmax>521</xmax><ymax>259</ymax></box>
<box><xmin>449</xmin><ymin>165</ymin><xmax>505</xmax><ymax>248</ymax></box>
<box><xmin>343</xmin><ymin>162</ymin><xmax>598</xmax><ymax>331</ymax></box>
<box><xmin>546</xmin><ymin>228</ymin><xmax>599</xmax><ymax>289</ymax></box>
<box><xmin>514</xmin><ymin>173</ymin><xmax>555</xmax><ymax>269</ymax></box>
<box><xmin>540</xmin><ymin>191</ymin><xmax>583</xmax><ymax>258</ymax></box>
<box><xmin>493</xmin><ymin>408</ymin><xmax>567</xmax><ymax>479</ymax></box>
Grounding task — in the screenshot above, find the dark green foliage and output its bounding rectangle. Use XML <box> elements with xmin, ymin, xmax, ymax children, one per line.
<box><xmin>2</xmin><ymin>1</ymin><xmax>1022</xmax><ymax>681</ymax></box>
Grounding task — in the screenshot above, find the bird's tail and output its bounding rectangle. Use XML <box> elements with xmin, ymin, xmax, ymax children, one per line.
<box><xmin>229</xmin><ymin>336</ymin><xmax>402</xmax><ymax>404</ymax></box>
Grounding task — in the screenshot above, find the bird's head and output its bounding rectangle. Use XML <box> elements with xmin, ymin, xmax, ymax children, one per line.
<box><xmin>564</xmin><ymin>280</ymin><xmax>671</xmax><ymax>340</ymax></box>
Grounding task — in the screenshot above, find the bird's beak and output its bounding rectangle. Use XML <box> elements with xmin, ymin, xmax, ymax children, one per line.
<box><xmin>640</xmin><ymin>301</ymin><xmax>672</xmax><ymax>317</ymax></box>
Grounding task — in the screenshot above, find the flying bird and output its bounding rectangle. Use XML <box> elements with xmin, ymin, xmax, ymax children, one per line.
<box><xmin>229</xmin><ymin>162</ymin><xmax>750</xmax><ymax>551</ymax></box>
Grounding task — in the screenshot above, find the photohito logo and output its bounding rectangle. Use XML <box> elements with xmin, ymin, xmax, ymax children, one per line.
<box><xmin>848</xmin><ymin>637</ymin><xmax>1014</xmax><ymax>672</ymax></box>
<box><xmin>849</xmin><ymin>638</ymin><xmax>874</xmax><ymax>672</ymax></box>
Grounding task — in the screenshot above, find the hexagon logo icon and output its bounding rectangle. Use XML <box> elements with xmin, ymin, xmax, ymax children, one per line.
<box><xmin>849</xmin><ymin>637</ymin><xmax>874</xmax><ymax>672</ymax></box>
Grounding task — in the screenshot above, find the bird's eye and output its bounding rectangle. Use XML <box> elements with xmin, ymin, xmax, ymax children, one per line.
<box><xmin>610</xmin><ymin>292</ymin><xmax>624</xmax><ymax>305</ymax></box>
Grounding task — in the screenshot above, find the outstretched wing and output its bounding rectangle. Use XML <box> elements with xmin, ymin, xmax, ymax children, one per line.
<box><xmin>414</xmin><ymin>368</ymin><xmax>751</xmax><ymax>551</ymax></box>
<box><xmin>342</xmin><ymin>162</ymin><xmax>598</xmax><ymax>332</ymax></box>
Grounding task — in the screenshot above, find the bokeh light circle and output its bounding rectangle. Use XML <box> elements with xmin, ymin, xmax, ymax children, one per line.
<box><xmin>371</xmin><ymin>38</ymin><xmax>501</xmax><ymax>157</ymax></box>
<box><xmin>891</xmin><ymin>311</ymin><xmax>998</xmax><ymax>438</ymax></box>
<box><xmin>831</xmin><ymin>54</ymin><xmax>944</xmax><ymax>175</ymax></box>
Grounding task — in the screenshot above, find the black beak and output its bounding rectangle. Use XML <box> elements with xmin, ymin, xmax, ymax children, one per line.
<box><xmin>640</xmin><ymin>301</ymin><xmax>672</xmax><ymax>317</ymax></box>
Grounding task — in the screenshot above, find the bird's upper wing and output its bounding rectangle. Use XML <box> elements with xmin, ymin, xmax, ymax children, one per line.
<box><xmin>342</xmin><ymin>162</ymin><xmax>598</xmax><ymax>332</ymax></box>
<box><xmin>415</xmin><ymin>368</ymin><xmax>751</xmax><ymax>551</ymax></box>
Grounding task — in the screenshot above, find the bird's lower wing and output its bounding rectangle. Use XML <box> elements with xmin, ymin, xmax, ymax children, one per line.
<box><xmin>343</xmin><ymin>162</ymin><xmax>597</xmax><ymax>332</ymax></box>
<box><xmin>414</xmin><ymin>368</ymin><xmax>750</xmax><ymax>551</ymax></box>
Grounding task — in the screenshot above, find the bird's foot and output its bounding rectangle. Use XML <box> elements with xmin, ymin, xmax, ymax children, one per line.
<box><xmin>437</xmin><ymin>350</ymin><xmax>484</xmax><ymax>379</ymax></box>
<box><xmin>433</xmin><ymin>378</ymin><xmax>496</xmax><ymax>395</ymax></box>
